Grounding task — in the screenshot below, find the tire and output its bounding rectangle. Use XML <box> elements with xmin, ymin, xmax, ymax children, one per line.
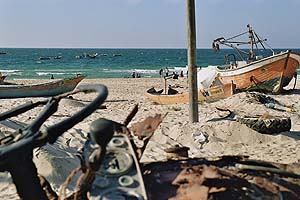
<box><xmin>237</xmin><ymin>116</ymin><xmax>291</xmax><ymax>134</ymax></box>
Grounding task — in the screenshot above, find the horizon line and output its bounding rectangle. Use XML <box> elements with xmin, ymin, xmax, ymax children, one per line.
<box><xmin>0</xmin><ymin>46</ymin><xmax>299</xmax><ymax>49</ymax></box>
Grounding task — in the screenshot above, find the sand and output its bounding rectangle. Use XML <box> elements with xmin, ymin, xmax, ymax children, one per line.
<box><xmin>0</xmin><ymin>77</ymin><xmax>300</xmax><ymax>199</ymax></box>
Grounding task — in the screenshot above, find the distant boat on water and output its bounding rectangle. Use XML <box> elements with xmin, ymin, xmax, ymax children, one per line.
<box><xmin>39</xmin><ymin>56</ymin><xmax>63</xmax><ymax>60</ymax></box>
<box><xmin>53</xmin><ymin>56</ymin><xmax>63</xmax><ymax>59</ymax></box>
<box><xmin>87</xmin><ymin>53</ymin><xmax>98</xmax><ymax>59</ymax></box>
<box><xmin>0</xmin><ymin>52</ymin><xmax>6</xmax><ymax>55</ymax></box>
<box><xmin>76</xmin><ymin>53</ymin><xmax>98</xmax><ymax>59</ymax></box>
<box><xmin>39</xmin><ymin>56</ymin><xmax>51</xmax><ymax>60</ymax></box>
<box><xmin>113</xmin><ymin>54</ymin><xmax>122</xmax><ymax>57</ymax></box>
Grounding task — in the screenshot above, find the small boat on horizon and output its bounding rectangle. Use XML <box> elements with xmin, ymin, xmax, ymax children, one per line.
<box><xmin>113</xmin><ymin>54</ymin><xmax>122</xmax><ymax>57</ymax></box>
<box><xmin>87</xmin><ymin>53</ymin><xmax>98</xmax><ymax>59</ymax></box>
<box><xmin>39</xmin><ymin>56</ymin><xmax>63</xmax><ymax>60</ymax></box>
<box><xmin>76</xmin><ymin>53</ymin><xmax>98</xmax><ymax>59</ymax></box>
<box><xmin>53</xmin><ymin>55</ymin><xmax>63</xmax><ymax>59</ymax></box>
<box><xmin>39</xmin><ymin>56</ymin><xmax>51</xmax><ymax>60</ymax></box>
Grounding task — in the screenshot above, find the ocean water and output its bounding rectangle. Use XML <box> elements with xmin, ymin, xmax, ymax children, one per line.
<box><xmin>0</xmin><ymin>48</ymin><xmax>298</xmax><ymax>79</ymax></box>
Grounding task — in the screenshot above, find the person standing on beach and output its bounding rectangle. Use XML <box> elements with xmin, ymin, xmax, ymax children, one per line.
<box><xmin>159</xmin><ymin>68</ymin><xmax>163</xmax><ymax>77</ymax></box>
<box><xmin>165</xmin><ymin>67</ymin><xmax>169</xmax><ymax>77</ymax></box>
<box><xmin>180</xmin><ymin>71</ymin><xmax>184</xmax><ymax>77</ymax></box>
<box><xmin>132</xmin><ymin>72</ymin><xmax>136</xmax><ymax>78</ymax></box>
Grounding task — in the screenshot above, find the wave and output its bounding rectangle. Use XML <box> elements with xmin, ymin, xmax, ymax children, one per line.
<box><xmin>33</xmin><ymin>69</ymin><xmax>90</xmax><ymax>72</ymax></box>
<box><xmin>133</xmin><ymin>69</ymin><xmax>158</xmax><ymax>74</ymax></box>
<box><xmin>101</xmin><ymin>68</ymin><xmax>159</xmax><ymax>74</ymax></box>
<box><xmin>0</xmin><ymin>69</ymin><xmax>20</xmax><ymax>73</ymax></box>
<box><xmin>0</xmin><ymin>69</ymin><xmax>22</xmax><ymax>76</ymax></box>
<box><xmin>36</xmin><ymin>72</ymin><xmax>80</xmax><ymax>76</ymax></box>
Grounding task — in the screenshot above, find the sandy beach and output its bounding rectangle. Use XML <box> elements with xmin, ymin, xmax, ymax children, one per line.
<box><xmin>1</xmin><ymin>77</ymin><xmax>300</xmax><ymax>198</ymax></box>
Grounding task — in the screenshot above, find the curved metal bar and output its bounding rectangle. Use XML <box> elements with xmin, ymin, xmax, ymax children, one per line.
<box><xmin>0</xmin><ymin>84</ymin><xmax>108</xmax><ymax>166</ymax></box>
<box><xmin>0</xmin><ymin>84</ymin><xmax>108</xmax><ymax>200</ymax></box>
<box><xmin>46</xmin><ymin>84</ymin><xmax>108</xmax><ymax>143</ymax></box>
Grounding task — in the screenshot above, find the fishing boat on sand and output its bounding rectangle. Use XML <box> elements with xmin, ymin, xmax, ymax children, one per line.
<box><xmin>145</xmin><ymin>82</ymin><xmax>235</xmax><ymax>104</ymax></box>
<box><xmin>146</xmin><ymin>25</ymin><xmax>300</xmax><ymax>105</ymax></box>
<box><xmin>208</xmin><ymin>24</ymin><xmax>300</xmax><ymax>94</ymax></box>
<box><xmin>0</xmin><ymin>75</ymin><xmax>85</xmax><ymax>98</ymax></box>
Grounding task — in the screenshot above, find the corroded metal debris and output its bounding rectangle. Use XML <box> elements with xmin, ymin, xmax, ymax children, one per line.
<box><xmin>128</xmin><ymin>113</ymin><xmax>165</xmax><ymax>159</ymax></box>
<box><xmin>130</xmin><ymin>113</ymin><xmax>165</xmax><ymax>140</ymax></box>
<box><xmin>143</xmin><ymin>156</ymin><xmax>300</xmax><ymax>200</ymax></box>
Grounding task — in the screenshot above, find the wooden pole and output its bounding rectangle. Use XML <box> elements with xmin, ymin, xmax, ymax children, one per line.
<box><xmin>187</xmin><ymin>0</ymin><xmax>198</xmax><ymax>122</ymax></box>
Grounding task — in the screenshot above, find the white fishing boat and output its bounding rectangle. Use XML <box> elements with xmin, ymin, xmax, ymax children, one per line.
<box><xmin>204</xmin><ymin>24</ymin><xmax>300</xmax><ymax>94</ymax></box>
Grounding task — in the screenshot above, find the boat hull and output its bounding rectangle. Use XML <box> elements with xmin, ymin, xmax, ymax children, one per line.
<box><xmin>145</xmin><ymin>83</ymin><xmax>235</xmax><ymax>105</ymax></box>
<box><xmin>216</xmin><ymin>51</ymin><xmax>300</xmax><ymax>93</ymax></box>
<box><xmin>0</xmin><ymin>75</ymin><xmax>85</xmax><ymax>98</ymax></box>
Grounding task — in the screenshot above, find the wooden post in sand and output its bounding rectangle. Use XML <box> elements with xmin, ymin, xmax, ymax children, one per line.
<box><xmin>187</xmin><ymin>0</ymin><xmax>198</xmax><ymax>122</ymax></box>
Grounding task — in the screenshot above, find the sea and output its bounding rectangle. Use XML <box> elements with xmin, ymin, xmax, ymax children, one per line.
<box><xmin>0</xmin><ymin>48</ymin><xmax>298</xmax><ymax>80</ymax></box>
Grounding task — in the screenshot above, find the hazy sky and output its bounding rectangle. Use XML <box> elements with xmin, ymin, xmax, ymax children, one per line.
<box><xmin>1</xmin><ymin>0</ymin><xmax>299</xmax><ymax>48</ymax></box>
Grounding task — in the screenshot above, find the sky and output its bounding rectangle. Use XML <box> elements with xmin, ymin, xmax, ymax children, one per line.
<box><xmin>0</xmin><ymin>0</ymin><xmax>300</xmax><ymax>48</ymax></box>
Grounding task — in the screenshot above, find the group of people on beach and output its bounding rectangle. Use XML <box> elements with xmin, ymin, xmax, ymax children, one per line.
<box><xmin>131</xmin><ymin>71</ymin><xmax>141</xmax><ymax>78</ymax></box>
<box><xmin>130</xmin><ymin>67</ymin><xmax>185</xmax><ymax>79</ymax></box>
<box><xmin>159</xmin><ymin>67</ymin><xmax>185</xmax><ymax>79</ymax></box>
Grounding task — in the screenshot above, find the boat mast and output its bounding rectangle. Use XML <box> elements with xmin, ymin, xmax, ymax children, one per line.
<box><xmin>213</xmin><ymin>24</ymin><xmax>275</xmax><ymax>60</ymax></box>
